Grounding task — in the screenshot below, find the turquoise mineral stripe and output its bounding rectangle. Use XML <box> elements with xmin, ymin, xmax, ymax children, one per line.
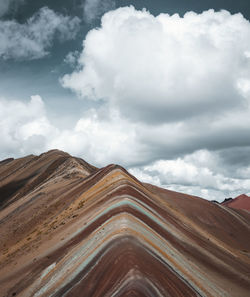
<box><xmin>34</xmin><ymin>213</ymin><xmax>209</xmax><ymax>297</ymax></box>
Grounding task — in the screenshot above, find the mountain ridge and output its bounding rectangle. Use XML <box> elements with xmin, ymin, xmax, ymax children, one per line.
<box><xmin>0</xmin><ymin>150</ymin><xmax>249</xmax><ymax>297</ymax></box>
<box><xmin>222</xmin><ymin>194</ymin><xmax>250</xmax><ymax>212</ymax></box>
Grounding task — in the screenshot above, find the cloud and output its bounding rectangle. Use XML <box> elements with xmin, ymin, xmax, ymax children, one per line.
<box><xmin>59</xmin><ymin>6</ymin><xmax>250</xmax><ymax>201</ymax></box>
<box><xmin>83</xmin><ymin>0</ymin><xmax>115</xmax><ymax>23</ymax></box>
<box><xmin>0</xmin><ymin>0</ymin><xmax>25</xmax><ymax>17</ymax></box>
<box><xmin>0</xmin><ymin>7</ymin><xmax>80</xmax><ymax>60</ymax></box>
<box><xmin>0</xmin><ymin>0</ymin><xmax>12</xmax><ymax>17</ymax></box>
<box><xmin>62</xmin><ymin>6</ymin><xmax>250</xmax><ymax>123</ymax></box>
<box><xmin>64</xmin><ymin>51</ymin><xmax>80</xmax><ymax>68</ymax></box>
<box><xmin>2</xmin><ymin>6</ymin><xmax>250</xmax><ymax>201</ymax></box>
<box><xmin>0</xmin><ymin>96</ymin><xmax>57</xmax><ymax>157</ymax></box>
<box><xmin>49</xmin><ymin>108</ymin><xmax>145</xmax><ymax>166</ymax></box>
<box><xmin>0</xmin><ymin>97</ymin><xmax>142</xmax><ymax>167</ymax></box>
<box><xmin>1</xmin><ymin>95</ymin><xmax>250</xmax><ymax>201</ymax></box>
<box><xmin>129</xmin><ymin>150</ymin><xmax>250</xmax><ymax>201</ymax></box>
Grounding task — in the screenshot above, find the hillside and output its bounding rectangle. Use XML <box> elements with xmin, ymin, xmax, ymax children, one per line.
<box><xmin>222</xmin><ymin>194</ymin><xmax>250</xmax><ymax>212</ymax></box>
<box><xmin>0</xmin><ymin>150</ymin><xmax>250</xmax><ymax>297</ymax></box>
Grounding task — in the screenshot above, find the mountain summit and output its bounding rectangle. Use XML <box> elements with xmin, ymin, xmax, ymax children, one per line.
<box><xmin>0</xmin><ymin>151</ymin><xmax>250</xmax><ymax>297</ymax></box>
<box><xmin>222</xmin><ymin>194</ymin><xmax>250</xmax><ymax>212</ymax></box>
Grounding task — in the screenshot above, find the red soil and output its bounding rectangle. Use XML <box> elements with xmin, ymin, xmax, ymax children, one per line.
<box><xmin>222</xmin><ymin>194</ymin><xmax>250</xmax><ymax>212</ymax></box>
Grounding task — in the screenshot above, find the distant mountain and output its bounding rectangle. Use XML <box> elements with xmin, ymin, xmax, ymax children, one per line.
<box><xmin>222</xmin><ymin>194</ymin><xmax>250</xmax><ymax>212</ymax></box>
<box><xmin>0</xmin><ymin>150</ymin><xmax>250</xmax><ymax>297</ymax></box>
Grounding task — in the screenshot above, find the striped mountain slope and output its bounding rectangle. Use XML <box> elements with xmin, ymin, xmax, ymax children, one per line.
<box><xmin>0</xmin><ymin>150</ymin><xmax>249</xmax><ymax>297</ymax></box>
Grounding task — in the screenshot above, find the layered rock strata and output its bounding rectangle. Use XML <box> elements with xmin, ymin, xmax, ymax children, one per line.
<box><xmin>0</xmin><ymin>150</ymin><xmax>249</xmax><ymax>297</ymax></box>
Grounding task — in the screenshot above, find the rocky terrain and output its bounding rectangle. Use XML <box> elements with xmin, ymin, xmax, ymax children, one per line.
<box><xmin>0</xmin><ymin>150</ymin><xmax>249</xmax><ymax>297</ymax></box>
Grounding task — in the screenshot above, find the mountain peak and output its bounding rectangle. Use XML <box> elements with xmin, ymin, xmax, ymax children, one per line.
<box><xmin>0</xmin><ymin>151</ymin><xmax>250</xmax><ymax>297</ymax></box>
<box><xmin>222</xmin><ymin>194</ymin><xmax>250</xmax><ymax>212</ymax></box>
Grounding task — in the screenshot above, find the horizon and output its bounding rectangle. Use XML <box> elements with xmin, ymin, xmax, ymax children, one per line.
<box><xmin>1</xmin><ymin>0</ymin><xmax>250</xmax><ymax>202</ymax></box>
<box><xmin>1</xmin><ymin>148</ymin><xmax>249</xmax><ymax>202</ymax></box>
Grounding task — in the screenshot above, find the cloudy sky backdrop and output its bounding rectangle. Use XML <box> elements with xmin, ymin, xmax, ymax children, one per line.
<box><xmin>1</xmin><ymin>0</ymin><xmax>250</xmax><ymax>201</ymax></box>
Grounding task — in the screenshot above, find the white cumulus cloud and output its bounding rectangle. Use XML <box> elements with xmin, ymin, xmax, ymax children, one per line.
<box><xmin>130</xmin><ymin>150</ymin><xmax>250</xmax><ymax>201</ymax></box>
<box><xmin>60</xmin><ymin>6</ymin><xmax>250</xmax><ymax>202</ymax></box>
<box><xmin>49</xmin><ymin>108</ymin><xmax>143</xmax><ymax>166</ymax></box>
<box><xmin>0</xmin><ymin>7</ymin><xmax>81</xmax><ymax>60</ymax></box>
<box><xmin>62</xmin><ymin>6</ymin><xmax>250</xmax><ymax>123</ymax></box>
<box><xmin>1</xmin><ymin>95</ymin><xmax>250</xmax><ymax>201</ymax></box>
<box><xmin>0</xmin><ymin>97</ymin><xmax>143</xmax><ymax>167</ymax></box>
<box><xmin>1</xmin><ymin>6</ymin><xmax>250</xmax><ymax>202</ymax></box>
<box><xmin>0</xmin><ymin>96</ymin><xmax>57</xmax><ymax>157</ymax></box>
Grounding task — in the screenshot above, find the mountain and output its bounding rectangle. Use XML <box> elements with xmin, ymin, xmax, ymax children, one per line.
<box><xmin>0</xmin><ymin>150</ymin><xmax>250</xmax><ymax>297</ymax></box>
<box><xmin>222</xmin><ymin>194</ymin><xmax>250</xmax><ymax>212</ymax></box>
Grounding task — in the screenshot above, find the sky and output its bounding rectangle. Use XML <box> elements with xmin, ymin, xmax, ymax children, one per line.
<box><xmin>1</xmin><ymin>0</ymin><xmax>250</xmax><ymax>201</ymax></box>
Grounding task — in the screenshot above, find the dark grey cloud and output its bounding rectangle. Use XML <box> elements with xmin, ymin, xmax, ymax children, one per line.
<box><xmin>0</xmin><ymin>7</ymin><xmax>80</xmax><ymax>60</ymax></box>
<box><xmin>83</xmin><ymin>0</ymin><xmax>115</xmax><ymax>23</ymax></box>
<box><xmin>0</xmin><ymin>0</ymin><xmax>25</xmax><ymax>17</ymax></box>
<box><xmin>219</xmin><ymin>147</ymin><xmax>250</xmax><ymax>168</ymax></box>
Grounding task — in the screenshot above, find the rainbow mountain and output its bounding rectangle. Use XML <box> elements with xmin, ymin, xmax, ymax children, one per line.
<box><xmin>0</xmin><ymin>150</ymin><xmax>250</xmax><ymax>297</ymax></box>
